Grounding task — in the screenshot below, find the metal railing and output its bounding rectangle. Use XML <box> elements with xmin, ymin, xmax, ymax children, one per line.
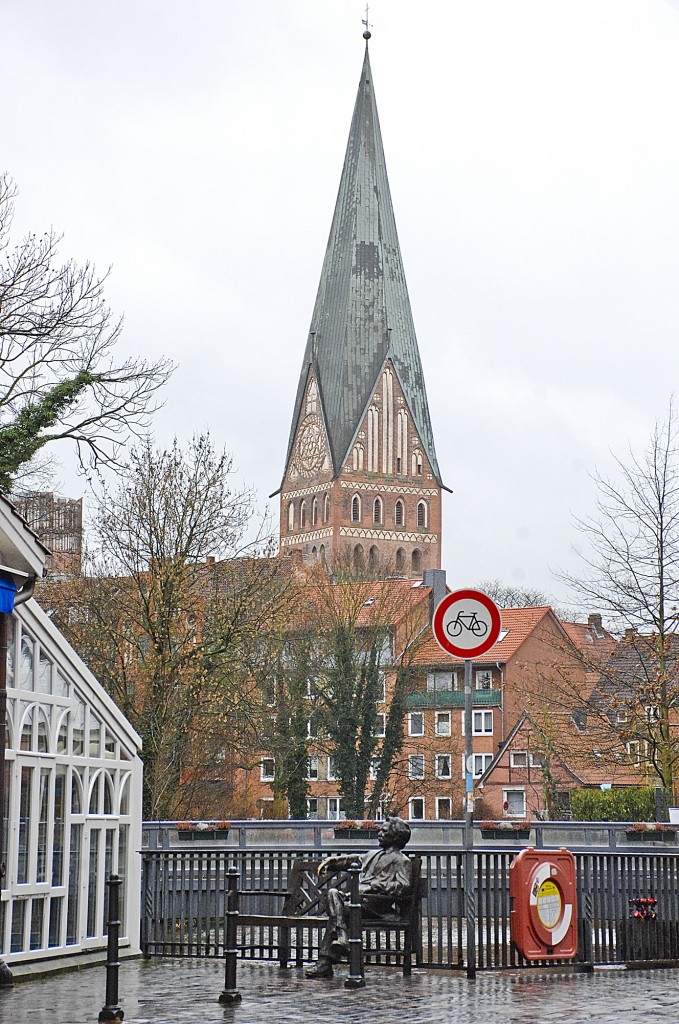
<box><xmin>140</xmin><ymin>829</ymin><xmax>679</xmax><ymax>970</ymax></box>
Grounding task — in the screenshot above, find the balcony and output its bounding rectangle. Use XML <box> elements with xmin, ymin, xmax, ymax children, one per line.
<box><xmin>405</xmin><ymin>689</ymin><xmax>502</xmax><ymax>709</ymax></box>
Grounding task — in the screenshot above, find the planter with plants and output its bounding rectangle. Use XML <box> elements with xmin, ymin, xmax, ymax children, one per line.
<box><xmin>176</xmin><ymin>820</ymin><xmax>231</xmax><ymax>841</ymax></box>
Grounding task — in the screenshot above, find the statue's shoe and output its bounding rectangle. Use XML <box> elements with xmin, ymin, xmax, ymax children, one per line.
<box><xmin>305</xmin><ymin>963</ymin><xmax>334</xmax><ymax>979</ymax></box>
<box><xmin>329</xmin><ymin>940</ymin><xmax>349</xmax><ymax>961</ymax></box>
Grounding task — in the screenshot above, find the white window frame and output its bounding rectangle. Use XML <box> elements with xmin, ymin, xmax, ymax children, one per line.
<box><xmin>436</xmin><ymin>797</ymin><xmax>452</xmax><ymax>820</ymax></box>
<box><xmin>427</xmin><ymin>671</ymin><xmax>457</xmax><ymax>692</ymax></box>
<box><xmin>475</xmin><ymin>669</ymin><xmax>492</xmax><ymax>691</ymax></box>
<box><xmin>306</xmin><ymin>755</ymin><xmax>319</xmax><ymax>781</ymax></box>
<box><xmin>435</xmin><ymin>711</ymin><xmax>451</xmax><ymax>737</ymax></box>
<box><xmin>374</xmin><ymin>713</ymin><xmax>386</xmax><ymax>738</ymax></box>
<box><xmin>327</xmin><ymin>755</ymin><xmax>337</xmax><ymax>781</ymax></box>
<box><xmin>306</xmin><ymin>797</ymin><xmax>318</xmax><ymax>820</ymax></box>
<box><xmin>351</xmin><ymin>494</ymin><xmax>361</xmax><ymax>523</ymax></box>
<box><xmin>473</xmin><ymin>753</ymin><xmax>493</xmax><ymax>778</ymax></box>
<box><xmin>435</xmin><ymin>753</ymin><xmax>452</xmax><ymax>780</ymax></box>
<box><xmin>408</xmin><ymin>796</ymin><xmax>425</xmax><ymax>820</ymax></box>
<box><xmin>464</xmin><ymin>710</ymin><xmax>493</xmax><ymax>736</ymax></box>
<box><xmin>327</xmin><ymin>796</ymin><xmax>345</xmax><ymax>821</ymax></box>
<box><xmin>408</xmin><ymin>712</ymin><xmax>425</xmax><ymax>737</ymax></box>
<box><xmin>260</xmin><ymin>757</ymin><xmax>275</xmax><ymax>782</ymax></box>
<box><xmin>408</xmin><ymin>754</ymin><xmax>425</xmax><ymax>780</ymax></box>
<box><xmin>509</xmin><ymin>749</ymin><xmax>536</xmax><ymax>769</ymax></box>
<box><xmin>503</xmin><ymin>788</ymin><xmax>526</xmax><ymax>818</ymax></box>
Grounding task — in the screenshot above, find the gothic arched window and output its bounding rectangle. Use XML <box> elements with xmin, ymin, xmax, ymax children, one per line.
<box><xmin>417</xmin><ymin>501</ymin><xmax>427</xmax><ymax>529</ymax></box>
<box><xmin>395</xmin><ymin>499</ymin><xmax>404</xmax><ymax>527</ymax></box>
<box><xmin>373</xmin><ymin>497</ymin><xmax>382</xmax><ymax>524</ymax></box>
<box><xmin>352</xmin><ymin>495</ymin><xmax>361</xmax><ymax>522</ymax></box>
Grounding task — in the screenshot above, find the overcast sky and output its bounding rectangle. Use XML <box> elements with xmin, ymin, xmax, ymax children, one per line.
<box><xmin>3</xmin><ymin>1</ymin><xmax>679</xmax><ymax>609</ymax></box>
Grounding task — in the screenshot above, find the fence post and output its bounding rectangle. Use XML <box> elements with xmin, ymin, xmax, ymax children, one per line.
<box><xmin>98</xmin><ymin>875</ymin><xmax>124</xmax><ymax>1022</ymax></box>
<box><xmin>344</xmin><ymin>861</ymin><xmax>365</xmax><ymax>989</ymax></box>
<box><xmin>219</xmin><ymin>865</ymin><xmax>242</xmax><ymax>1004</ymax></box>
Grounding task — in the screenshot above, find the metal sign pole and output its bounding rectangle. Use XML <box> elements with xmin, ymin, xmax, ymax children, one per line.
<box><xmin>463</xmin><ymin>657</ymin><xmax>476</xmax><ymax>979</ymax></box>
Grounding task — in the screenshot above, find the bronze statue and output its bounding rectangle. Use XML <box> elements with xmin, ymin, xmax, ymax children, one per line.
<box><xmin>305</xmin><ymin>816</ymin><xmax>412</xmax><ymax>979</ymax></box>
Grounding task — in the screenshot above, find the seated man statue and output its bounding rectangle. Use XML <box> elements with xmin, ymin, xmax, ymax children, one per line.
<box><xmin>305</xmin><ymin>816</ymin><xmax>412</xmax><ymax>979</ymax></box>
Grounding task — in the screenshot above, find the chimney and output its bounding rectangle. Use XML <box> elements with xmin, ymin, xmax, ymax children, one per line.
<box><xmin>423</xmin><ymin>568</ymin><xmax>447</xmax><ymax>618</ymax></box>
<box><xmin>206</xmin><ymin>556</ymin><xmax>215</xmax><ymax>566</ymax></box>
<box><xmin>588</xmin><ymin>613</ymin><xmax>602</xmax><ymax>631</ymax></box>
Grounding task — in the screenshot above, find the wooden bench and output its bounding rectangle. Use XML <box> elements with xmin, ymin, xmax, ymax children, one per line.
<box><xmin>239</xmin><ymin>855</ymin><xmax>423</xmax><ymax>979</ymax></box>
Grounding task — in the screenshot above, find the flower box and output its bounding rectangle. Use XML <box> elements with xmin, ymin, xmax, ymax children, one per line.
<box><xmin>625</xmin><ymin>823</ymin><xmax>676</xmax><ymax>842</ymax></box>
<box><xmin>176</xmin><ymin>821</ymin><xmax>230</xmax><ymax>842</ymax></box>
<box><xmin>479</xmin><ymin>820</ymin><xmax>531</xmax><ymax>841</ymax></box>
<box><xmin>333</xmin><ymin>819</ymin><xmax>381</xmax><ymax>840</ymax></box>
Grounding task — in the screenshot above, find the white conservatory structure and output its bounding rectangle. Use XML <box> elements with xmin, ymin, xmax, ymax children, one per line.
<box><xmin>0</xmin><ymin>496</ymin><xmax>143</xmax><ymax>969</ymax></box>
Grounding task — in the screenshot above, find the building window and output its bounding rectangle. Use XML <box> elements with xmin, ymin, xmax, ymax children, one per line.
<box><xmin>307</xmin><ymin>756</ymin><xmax>319</xmax><ymax>781</ymax></box>
<box><xmin>396</xmin><ymin>547</ymin><xmax>406</xmax><ymax>572</ymax></box>
<box><xmin>307</xmin><ymin>798</ymin><xmax>318</xmax><ymax>820</ymax></box>
<box><xmin>473</xmin><ymin>753</ymin><xmax>493</xmax><ymax>778</ymax></box>
<box><xmin>323</xmin><ymin>493</ymin><xmax>330</xmax><ymax>522</ymax></box>
<box><xmin>417</xmin><ymin>501</ymin><xmax>427</xmax><ymax>529</ymax></box>
<box><xmin>397</xmin><ymin>409</ymin><xmax>408</xmax><ymax>475</ymax></box>
<box><xmin>503</xmin><ymin>789</ymin><xmax>526</xmax><ymax>817</ymax></box>
<box><xmin>376</xmin><ymin>672</ymin><xmax>386</xmax><ymax>702</ymax></box>
<box><xmin>427</xmin><ymin>671</ymin><xmax>457</xmax><ymax>692</ymax></box>
<box><xmin>369</xmin><ymin>756</ymin><xmax>380</xmax><ymax>781</ymax></box>
<box><xmin>300</xmin><ymin>501</ymin><xmax>307</xmax><ymax>530</ymax></box>
<box><xmin>312</xmin><ymin>498</ymin><xmax>319</xmax><ymax>527</ymax></box>
<box><xmin>353</xmin><ymin>544</ymin><xmax>364</xmax><ymax>569</ymax></box>
<box><xmin>327</xmin><ymin>797</ymin><xmax>346</xmax><ymax>821</ymax></box>
<box><xmin>373</xmin><ymin>497</ymin><xmax>382</xmax><ymax>524</ymax></box>
<box><xmin>367</xmin><ymin>407</ymin><xmax>379</xmax><ymax>473</ymax></box>
<box><xmin>408</xmin><ymin>754</ymin><xmax>425</xmax><ymax>780</ymax></box>
<box><xmin>307</xmin><ymin>717</ymin><xmax>319</xmax><ymax>739</ymax></box>
<box><xmin>306</xmin><ymin>378</ymin><xmax>318</xmax><ymax>415</ymax></box>
<box><xmin>463</xmin><ymin>710</ymin><xmax>493</xmax><ymax>735</ymax></box>
<box><xmin>351</xmin><ymin>495</ymin><xmax>361</xmax><ymax>522</ymax></box>
<box><xmin>411</xmin><ymin>549</ymin><xmax>422</xmax><ymax>575</ymax></box>
<box><xmin>327</xmin><ymin>755</ymin><xmax>337</xmax><ymax>781</ymax></box>
<box><xmin>287</xmin><ymin>502</ymin><xmax>295</xmax><ymax>532</ymax></box>
<box><xmin>509</xmin><ymin>750</ymin><xmax>536</xmax><ymax>768</ymax></box>
<box><xmin>476</xmin><ymin>670</ymin><xmax>492</xmax><ymax>691</ymax></box>
<box><xmin>435</xmin><ymin>711</ymin><xmax>451</xmax><ymax>737</ymax></box>
<box><xmin>394</xmin><ymin>499</ymin><xmax>404</xmax><ymax>526</ymax></box>
<box><xmin>435</xmin><ymin>754</ymin><xmax>452</xmax><ymax>779</ymax></box>
<box><xmin>408</xmin><ymin>712</ymin><xmax>424</xmax><ymax>737</ymax></box>
<box><xmin>369</xmin><ymin>545</ymin><xmax>379</xmax><ymax>569</ymax></box>
<box><xmin>412</xmin><ymin>451</ymin><xmax>423</xmax><ymax>476</ymax></box>
<box><xmin>260</xmin><ymin>758</ymin><xmax>275</xmax><ymax>782</ymax></box>
<box><xmin>409</xmin><ymin>797</ymin><xmax>425</xmax><ymax>820</ymax></box>
<box><xmin>374</xmin><ymin>713</ymin><xmax>386</xmax><ymax>738</ymax></box>
<box><xmin>626</xmin><ymin>740</ymin><xmax>641</xmax><ymax>765</ymax></box>
<box><xmin>436</xmin><ymin>797</ymin><xmax>452</xmax><ymax>820</ymax></box>
<box><xmin>353</xmin><ymin>444</ymin><xmax>364</xmax><ymax>471</ymax></box>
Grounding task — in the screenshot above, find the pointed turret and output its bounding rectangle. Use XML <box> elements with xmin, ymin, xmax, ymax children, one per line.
<box><xmin>279</xmin><ymin>42</ymin><xmax>444</xmax><ymax>576</ymax></box>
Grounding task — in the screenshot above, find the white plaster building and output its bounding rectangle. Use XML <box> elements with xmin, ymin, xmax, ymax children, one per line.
<box><xmin>0</xmin><ymin>495</ymin><xmax>142</xmax><ymax>968</ymax></box>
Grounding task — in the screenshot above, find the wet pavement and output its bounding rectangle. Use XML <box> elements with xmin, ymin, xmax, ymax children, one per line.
<box><xmin>2</xmin><ymin>958</ymin><xmax>678</xmax><ymax>1024</ymax></box>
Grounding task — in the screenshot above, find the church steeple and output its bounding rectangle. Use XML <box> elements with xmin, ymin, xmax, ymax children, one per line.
<box><xmin>279</xmin><ymin>42</ymin><xmax>444</xmax><ymax>576</ymax></box>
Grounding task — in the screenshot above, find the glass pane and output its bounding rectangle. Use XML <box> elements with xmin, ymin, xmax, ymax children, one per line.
<box><xmin>48</xmin><ymin>896</ymin><xmax>63</xmax><ymax>947</ymax></box>
<box><xmin>89</xmin><ymin>715</ymin><xmax>101</xmax><ymax>758</ymax></box>
<box><xmin>36</xmin><ymin>767</ymin><xmax>50</xmax><ymax>882</ymax></box>
<box><xmin>10</xmin><ymin>900</ymin><xmax>26</xmax><ymax>953</ymax></box>
<box><xmin>54</xmin><ymin>669</ymin><xmax>69</xmax><ymax>698</ymax></box>
<box><xmin>104</xmin><ymin>729</ymin><xmax>116</xmax><ymax>759</ymax></box>
<box><xmin>38</xmin><ymin>651</ymin><xmax>52</xmax><ymax>694</ymax></box>
<box><xmin>53</xmin><ymin>766</ymin><xmax>67</xmax><ymax>886</ymax></box>
<box><xmin>87</xmin><ymin>829</ymin><xmax>100</xmax><ymax>937</ymax></box>
<box><xmin>66</xmin><ymin>823</ymin><xmax>82</xmax><ymax>944</ymax></box>
<box><xmin>1</xmin><ymin>760</ymin><xmax>8</xmax><ymax>868</ymax></box>
<box><xmin>57</xmin><ymin>712</ymin><xmax>69</xmax><ymax>754</ymax></box>
<box><xmin>89</xmin><ymin>775</ymin><xmax>101</xmax><ymax>815</ymax></box>
<box><xmin>20</xmin><ymin>636</ymin><xmax>34</xmax><ymax>690</ymax></box>
<box><xmin>70</xmin><ymin>771</ymin><xmax>82</xmax><ymax>815</ymax></box>
<box><xmin>119</xmin><ymin>775</ymin><xmax>130</xmax><ymax>816</ymax></box>
<box><xmin>17</xmin><ymin>765</ymin><xmax>33</xmax><ymax>883</ymax></box>
<box><xmin>37</xmin><ymin>709</ymin><xmax>49</xmax><ymax>753</ymax></box>
<box><xmin>104</xmin><ymin>828</ymin><xmax>115</xmax><ymax>932</ymax></box>
<box><xmin>103</xmin><ymin>774</ymin><xmax>113</xmax><ymax>816</ymax></box>
<box><xmin>6</xmin><ymin>621</ymin><xmax>14</xmax><ymax>689</ymax></box>
<box><xmin>20</xmin><ymin>706</ymin><xmax>33</xmax><ymax>750</ymax></box>
<box><xmin>118</xmin><ymin>825</ymin><xmax>128</xmax><ymax>936</ymax></box>
<box><xmin>30</xmin><ymin>897</ymin><xmax>45</xmax><ymax>950</ymax></box>
<box><xmin>72</xmin><ymin>700</ymin><xmax>84</xmax><ymax>756</ymax></box>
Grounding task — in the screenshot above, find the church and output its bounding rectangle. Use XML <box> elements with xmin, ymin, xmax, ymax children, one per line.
<box><xmin>276</xmin><ymin>38</ymin><xmax>445</xmax><ymax>577</ymax></box>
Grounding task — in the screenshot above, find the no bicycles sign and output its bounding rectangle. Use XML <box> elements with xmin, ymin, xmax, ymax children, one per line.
<box><xmin>432</xmin><ymin>589</ymin><xmax>502</xmax><ymax>660</ymax></box>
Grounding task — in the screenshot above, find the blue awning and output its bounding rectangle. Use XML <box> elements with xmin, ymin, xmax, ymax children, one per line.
<box><xmin>0</xmin><ymin>576</ymin><xmax>17</xmax><ymax>614</ymax></box>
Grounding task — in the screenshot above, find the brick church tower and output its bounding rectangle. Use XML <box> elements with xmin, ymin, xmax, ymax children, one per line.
<box><xmin>277</xmin><ymin>40</ymin><xmax>445</xmax><ymax>577</ymax></box>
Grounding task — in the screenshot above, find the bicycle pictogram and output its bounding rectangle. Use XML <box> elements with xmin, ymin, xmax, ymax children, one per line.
<box><xmin>445</xmin><ymin>611</ymin><xmax>488</xmax><ymax>639</ymax></box>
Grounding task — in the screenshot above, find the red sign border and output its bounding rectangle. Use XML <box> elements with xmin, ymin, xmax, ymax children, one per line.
<box><xmin>432</xmin><ymin>588</ymin><xmax>502</xmax><ymax>660</ymax></box>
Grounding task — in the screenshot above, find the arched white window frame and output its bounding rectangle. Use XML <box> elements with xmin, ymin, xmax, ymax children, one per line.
<box><xmin>417</xmin><ymin>501</ymin><xmax>427</xmax><ymax>529</ymax></box>
<box><xmin>300</xmin><ymin>500</ymin><xmax>307</xmax><ymax>530</ymax></box>
<box><xmin>323</xmin><ymin>494</ymin><xmax>330</xmax><ymax>522</ymax></box>
<box><xmin>287</xmin><ymin>502</ymin><xmax>295</xmax><ymax>532</ymax></box>
<box><xmin>312</xmin><ymin>498</ymin><xmax>319</xmax><ymax>527</ymax></box>
<box><xmin>395</xmin><ymin>499</ymin><xmax>405</xmax><ymax>527</ymax></box>
<box><xmin>351</xmin><ymin>494</ymin><xmax>361</xmax><ymax>523</ymax></box>
<box><xmin>373</xmin><ymin>497</ymin><xmax>382</xmax><ymax>524</ymax></box>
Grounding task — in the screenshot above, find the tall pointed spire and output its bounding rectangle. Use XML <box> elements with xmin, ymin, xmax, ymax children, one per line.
<box><xmin>284</xmin><ymin>45</ymin><xmax>441</xmax><ymax>482</ymax></box>
<box><xmin>279</xmin><ymin>43</ymin><xmax>444</xmax><ymax>577</ymax></box>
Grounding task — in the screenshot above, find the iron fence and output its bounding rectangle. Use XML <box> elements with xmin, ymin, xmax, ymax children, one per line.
<box><xmin>140</xmin><ymin>843</ymin><xmax>679</xmax><ymax>970</ymax></box>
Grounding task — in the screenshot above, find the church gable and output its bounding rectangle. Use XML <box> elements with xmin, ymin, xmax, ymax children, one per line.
<box><xmin>284</xmin><ymin>372</ymin><xmax>332</xmax><ymax>489</ymax></box>
<box><xmin>344</xmin><ymin>361</ymin><xmax>436</xmax><ymax>485</ymax></box>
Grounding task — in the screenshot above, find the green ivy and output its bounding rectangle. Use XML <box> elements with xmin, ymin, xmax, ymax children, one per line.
<box><xmin>570</xmin><ymin>786</ymin><xmax>657</xmax><ymax>822</ymax></box>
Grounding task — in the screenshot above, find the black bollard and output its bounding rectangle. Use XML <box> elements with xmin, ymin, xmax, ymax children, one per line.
<box><xmin>219</xmin><ymin>865</ymin><xmax>242</xmax><ymax>1004</ymax></box>
<box><xmin>98</xmin><ymin>874</ymin><xmax>124</xmax><ymax>1022</ymax></box>
<box><xmin>344</xmin><ymin>861</ymin><xmax>365</xmax><ymax>989</ymax></box>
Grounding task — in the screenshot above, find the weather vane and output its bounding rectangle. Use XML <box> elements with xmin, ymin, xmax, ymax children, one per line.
<box><xmin>362</xmin><ymin>3</ymin><xmax>372</xmax><ymax>39</ymax></box>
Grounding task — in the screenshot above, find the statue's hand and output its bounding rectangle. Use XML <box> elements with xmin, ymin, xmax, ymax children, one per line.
<box><xmin>318</xmin><ymin>856</ymin><xmax>338</xmax><ymax>877</ymax></box>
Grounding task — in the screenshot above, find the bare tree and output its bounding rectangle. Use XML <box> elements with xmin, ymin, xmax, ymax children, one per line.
<box><xmin>561</xmin><ymin>404</ymin><xmax>679</xmax><ymax>803</ymax></box>
<box><xmin>0</xmin><ymin>174</ymin><xmax>172</xmax><ymax>489</ymax></box>
<box><xmin>45</xmin><ymin>434</ymin><xmax>287</xmax><ymax>819</ymax></box>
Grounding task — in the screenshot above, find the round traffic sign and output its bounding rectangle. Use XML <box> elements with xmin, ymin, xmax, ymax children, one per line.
<box><xmin>432</xmin><ymin>589</ymin><xmax>502</xmax><ymax>660</ymax></box>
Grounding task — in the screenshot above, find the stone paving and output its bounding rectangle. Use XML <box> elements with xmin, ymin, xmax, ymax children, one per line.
<box><xmin>2</xmin><ymin>958</ymin><xmax>679</xmax><ymax>1024</ymax></box>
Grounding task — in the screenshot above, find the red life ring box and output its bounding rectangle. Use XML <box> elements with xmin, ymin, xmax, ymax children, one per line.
<box><xmin>509</xmin><ymin>847</ymin><xmax>578</xmax><ymax>960</ymax></box>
